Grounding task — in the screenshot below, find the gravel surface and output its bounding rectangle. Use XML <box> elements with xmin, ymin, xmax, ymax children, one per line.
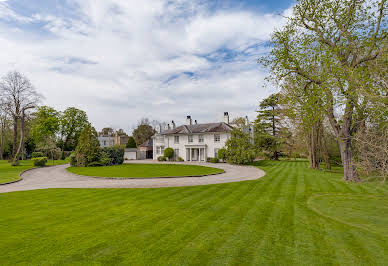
<box><xmin>0</xmin><ymin>161</ymin><xmax>265</xmax><ymax>193</ymax></box>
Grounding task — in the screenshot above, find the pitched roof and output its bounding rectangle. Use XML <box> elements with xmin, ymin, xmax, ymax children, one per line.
<box><xmin>162</xmin><ymin>122</ymin><xmax>233</xmax><ymax>135</ymax></box>
<box><xmin>139</xmin><ymin>139</ymin><xmax>153</xmax><ymax>147</ymax></box>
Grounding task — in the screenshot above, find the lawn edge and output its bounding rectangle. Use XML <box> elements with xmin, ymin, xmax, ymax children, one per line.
<box><xmin>66</xmin><ymin>166</ymin><xmax>226</xmax><ymax>180</ymax></box>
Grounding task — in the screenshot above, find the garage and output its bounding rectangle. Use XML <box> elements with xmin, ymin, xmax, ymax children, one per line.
<box><xmin>124</xmin><ymin>148</ymin><xmax>137</xmax><ymax>160</ymax></box>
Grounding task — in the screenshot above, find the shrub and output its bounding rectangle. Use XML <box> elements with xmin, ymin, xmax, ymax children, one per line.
<box><xmin>32</xmin><ymin>157</ymin><xmax>48</xmax><ymax>167</ymax></box>
<box><xmin>99</xmin><ymin>151</ymin><xmax>113</xmax><ymax>166</ymax></box>
<box><xmin>32</xmin><ymin>152</ymin><xmax>44</xmax><ymax>158</ymax></box>
<box><xmin>158</xmin><ymin>156</ymin><xmax>166</xmax><ymax>161</ymax></box>
<box><xmin>163</xmin><ymin>148</ymin><xmax>174</xmax><ymax>160</ymax></box>
<box><xmin>209</xmin><ymin>158</ymin><xmax>219</xmax><ymax>163</ymax></box>
<box><xmin>69</xmin><ymin>153</ymin><xmax>77</xmax><ymax>166</ymax></box>
<box><xmin>178</xmin><ymin>157</ymin><xmax>184</xmax><ymax>162</ymax></box>
<box><xmin>101</xmin><ymin>146</ymin><xmax>124</xmax><ymax>165</ymax></box>
<box><xmin>217</xmin><ymin>148</ymin><xmax>227</xmax><ymax>161</ymax></box>
<box><xmin>88</xmin><ymin>161</ymin><xmax>104</xmax><ymax>167</ymax></box>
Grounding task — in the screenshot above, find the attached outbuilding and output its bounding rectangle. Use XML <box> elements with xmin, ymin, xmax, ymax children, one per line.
<box><xmin>124</xmin><ymin>148</ymin><xmax>138</xmax><ymax>160</ymax></box>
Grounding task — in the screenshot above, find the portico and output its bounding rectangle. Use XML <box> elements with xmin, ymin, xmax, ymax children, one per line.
<box><xmin>186</xmin><ymin>145</ymin><xmax>207</xmax><ymax>162</ymax></box>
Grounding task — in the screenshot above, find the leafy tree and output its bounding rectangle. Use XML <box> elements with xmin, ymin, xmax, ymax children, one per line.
<box><xmin>126</xmin><ymin>136</ymin><xmax>137</xmax><ymax>148</ymax></box>
<box><xmin>255</xmin><ymin>93</ymin><xmax>282</xmax><ymax>160</ymax></box>
<box><xmin>59</xmin><ymin>107</ymin><xmax>88</xmax><ymax>152</ymax></box>
<box><xmin>225</xmin><ymin>129</ymin><xmax>256</xmax><ymax>164</ymax></box>
<box><xmin>74</xmin><ymin>124</ymin><xmax>100</xmax><ymax>167</ymax></box>
<box><xmin>133</xmin><ymin>122</ymin><xmax>155</xmax><ymax>146</ymax></box>
<box><xmin>164</xmin><ymin>147</ymin><xmax>174</xmax><ymax>160</ymax></box>
<box><xmin>259</xmin><ymin>0</ymin><xmax>387</xmax><ymax>182</ymax></box>
<box><xmin>31</xmin><ymin>106</ymin><xmax>60</xmax><ymax>163</ymax></box>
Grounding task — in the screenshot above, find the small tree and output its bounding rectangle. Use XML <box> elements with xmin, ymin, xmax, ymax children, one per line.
<box><xmin>164</xmin><ymin>147</ymin><xmax>174</xmax><ymax>160</ymax></box>
<box><xmin>126</xmin><ymin>136</ymin><xmax>137</xmax><ymax>148</ymax></box>
<box><xmin>225</xmin><ymin>129</ymin><xmax>256</xmax><ymax>164</ymax></box>
<box><xmin>74</xmin><ymin>124</ymin><xmax>100</xmax><ymax>167</ymax></box>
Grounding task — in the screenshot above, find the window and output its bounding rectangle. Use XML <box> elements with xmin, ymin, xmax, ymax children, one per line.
<box><xmin>174</xmin><ymin>136</ymin><xmax>179</xmax><ymax>144</ymax></box>
<box><xmin>198</xmin><ymin>135</ymin><xmax>204</xmax><ymax>143</ymax></box>
<box><xmin>103</xmin><ymin>140</ymin><xmax>106</xmax><ymax>146</ymax></box>
<box><xmin>214</xmin><ymin>148</ymin><xmax>219</xmax><ymax>158</ymax></box>
<box><xmin>188</xmin><ymin>135</ymin><xmax>193</xmax><ymax>143</ymax></box>
<box><xmin>156</xmin><ymin>146</ymin><xmax>165</xmax><ymax>155</ymax></box>
<box><xmin>174</xmin><ymin>149</ymin><xmax>179</xmax><ymax>159</ymax></box>
<box><xmin>214</xmin><ymin>134</ymin><xmax>220</xmax><ymax>142</ymax></box>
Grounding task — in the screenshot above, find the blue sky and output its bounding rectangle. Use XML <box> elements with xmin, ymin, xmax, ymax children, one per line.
<box><xmin>0</xmin><ymin>0</ymin><xmax>294</xmax><ymax>133</ymax></box>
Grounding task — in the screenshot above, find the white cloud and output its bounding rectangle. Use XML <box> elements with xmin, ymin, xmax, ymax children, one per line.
<box><xmin>0</xmin><ymin>0</ymin><xmax>290</xmax><ymax>133</ymax></box>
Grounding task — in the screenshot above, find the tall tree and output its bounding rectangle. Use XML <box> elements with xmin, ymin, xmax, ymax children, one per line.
<box><xmin>0</xmin><ymin>71</ymin><xmax>40</xmax><ymax>164</ymax></box>
<box><xmin>259</xmin><ymin>0</ymin><xmax>387</xmax><ymax>182</ymax></box>
<box><xmin>59</xmin><ymin>107</ymin><xmax>88</xmax><ymax>151</ymax></box>
<box><xmin>255</xmin><ymin>93</ymin><xmax>282</xmax><ymax>160</ymax></box>
<box><xmin>126</xmin><ymin>136</ymin><xmax>137</xmax><ymax>148</ymax></box>
<box><xmin>133</xmin><ymin>119</ymin><xmax>156</xmax><ymax>146</ymax></box>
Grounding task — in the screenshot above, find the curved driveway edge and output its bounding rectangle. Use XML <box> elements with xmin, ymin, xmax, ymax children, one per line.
<box><xmin>0</xmin><ymin>162</ymin><xmax>265</xmax><ymax>193</ymax></box>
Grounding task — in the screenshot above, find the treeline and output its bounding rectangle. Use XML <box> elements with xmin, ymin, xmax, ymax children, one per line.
<box><xmin>257</xmin><ymin>0</ymin><xmax>387</xmax><ymax>182</ymax></box>
<box><xmin>0</xmin><ymin>71</ymin><xmax>89</xmax><ymax>165</ymax></box>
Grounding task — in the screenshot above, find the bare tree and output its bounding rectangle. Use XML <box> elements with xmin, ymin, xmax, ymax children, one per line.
<box><xmin>355</xmin><ymin>126</ymin><xmax>388</xmax><ymax>183</ymax></box>
<box><xmin>0</xmin><ymin>71</ymin><xmax>40</xmax><ymax>164</ymax></box>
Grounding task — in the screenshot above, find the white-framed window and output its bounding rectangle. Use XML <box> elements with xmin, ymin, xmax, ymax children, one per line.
<box><xmin>103</xmin><ymin>140</ymin><xmax>106</xmax><ymax>146</ymax></box>
<box><xmin>156</xmin><ymin>136</ymin><xmax>164</xmax><ymax>142</ymax></box>
<box><xmin>188</xmin><ymin>135</ymin><xmax>193</xmax><ymax>143</ymax></box>
<box><xmin>214</xmin><ymin>134</ymin><xmax>220</xmax><ymax>142</ymax></box>
<box><xmin>214</xmin><ymin>148</ymin><xmax>219</xmax><ymax>158</ymax></box>
<box><xmin>156</xmin><ymin>146</ymin><xmax>165</xmax><ymax>155</ymax></box>
<box><xmin>174</xmin><ymin>149</ymin><xmax>179</xmax><ymax>159</ymax></box>
<box><xmin>198</xmin><ymin>135</ymin><xmax>204</xmax><ymax>143</ymax></box>
<box><xmin>174</xmin><ymin>136</ymin><xmax>179</xmax><ymax>144</ymax></box>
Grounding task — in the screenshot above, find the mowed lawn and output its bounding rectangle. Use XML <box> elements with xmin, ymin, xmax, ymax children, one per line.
<box><xmin>0</xmin><ymin>159</ymin><xmax>69</xmax><ymax>184</ymax></box>
<box><xmin>67</xmin><ymin>163</ymin><xmax>224</xmax><ymax>178</ymax></box>
<box><xmin>0</xmin><ymin>161</ymin><xmax>387</xmax><ymax>265</ymax></box>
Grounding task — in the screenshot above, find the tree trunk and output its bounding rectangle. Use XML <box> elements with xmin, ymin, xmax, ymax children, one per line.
<box><xmin>13</xmin><ymin>112</ymin><xmax>25</xmax><ymax>164</ymax></box>
<box><xmin>321</xmin><ymin>130</ymin><xmax>331</xmax><ymax>170</ymax></box>
<box><xmin>308</xmin><ymin>122</ymin><xmax>321</xmax><ymax>169</ymax></box>
<box><xmin>339</xmin><ymin>138</ymin><xmax>360</xmax><ymax>182</ymax></box>
<box><xmin>12</xmin><ymin>115</ymin><xmax>18</xmax><ymax>158</ymax></box>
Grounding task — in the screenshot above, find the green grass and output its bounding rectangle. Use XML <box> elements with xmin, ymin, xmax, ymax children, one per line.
<box><xmin>67</xmin><ymin>163</ymin><xmax>224</xmax><ymax>178</ymax></box>
<box><xmin>0</xmin><ymin>160</ymin><xmax>387</xmax><ymax>265</ymax></box>
<box><xmin>0</xmin><ymin>159</ymin><xmax>70</xmax><ymax>184</ymax></box>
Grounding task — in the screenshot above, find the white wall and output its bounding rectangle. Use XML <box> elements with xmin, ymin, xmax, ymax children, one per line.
<box><xmin>124</xmin><ymin>151</ymin><xmax>137</xmax><ymax>160</ymax></box>
<box><xmin>153</xmin><ymin>133</ymin><xmax>230</xmax><ymax>161</ymax></box>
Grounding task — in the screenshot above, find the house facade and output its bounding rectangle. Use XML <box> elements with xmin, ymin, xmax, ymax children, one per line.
<box><xmin>98</xmin><ymin>128</ymin><xmax>130</xmax><ymax>147</ymax></box>
<box><xmin>153</xmin><ymin>112</ymin><xmax>241</xmax><ymax>162</ymax></box>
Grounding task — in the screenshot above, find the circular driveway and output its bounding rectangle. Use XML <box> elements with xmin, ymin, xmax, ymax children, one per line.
<box><xmin>0</xmin><ymin>161</ymin><xmax>265</xmax><ymax>193</ymax></box>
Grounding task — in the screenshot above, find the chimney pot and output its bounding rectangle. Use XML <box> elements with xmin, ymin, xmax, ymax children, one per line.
<box><xmin>186</xmin><ymin>115</ymin><xmax>192</xmax><ymax>125</ymax></box>
<box><xmin>224</xmin><ymin>112</ymin><xmax>230</xmax><ymax>124</ymax></box>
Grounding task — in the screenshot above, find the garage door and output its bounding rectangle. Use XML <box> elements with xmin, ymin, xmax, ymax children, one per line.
<box><xmin>124</xmin><ymin>151</ymin><xmax>137</xmax><ymax>160</ymax></box>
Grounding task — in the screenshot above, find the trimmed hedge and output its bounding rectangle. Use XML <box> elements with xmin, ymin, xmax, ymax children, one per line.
<box><xmin>158</xmin><ymin>156</ymin><xmax>166</xmax><ymax>161</ymax></box>
<box><xmin>32</xmin><ymin>152</ymin><xmax>44</xmax><ymax>158</ymax></box>
<box><xmin>163</xmin><ymin>148</ymin><xmax>174</xmax><ymax>160</ymax></box>
<box><xmin>32</xmin><ymin>157</ymin><xmax>48</xmax><ymax>167</ymax></box>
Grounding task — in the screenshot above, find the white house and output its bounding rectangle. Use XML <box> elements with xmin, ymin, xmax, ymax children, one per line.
<box><xmin>152</xmin><ymin>112</ymin><xmax>250</xmax><ymax>162</ymax></box>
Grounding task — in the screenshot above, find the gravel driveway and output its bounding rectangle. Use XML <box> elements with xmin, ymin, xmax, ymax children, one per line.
<box><xmin>0</xmin><ymin>161</ymin><xmax>265</xmax><ymax>193</ymax></box>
